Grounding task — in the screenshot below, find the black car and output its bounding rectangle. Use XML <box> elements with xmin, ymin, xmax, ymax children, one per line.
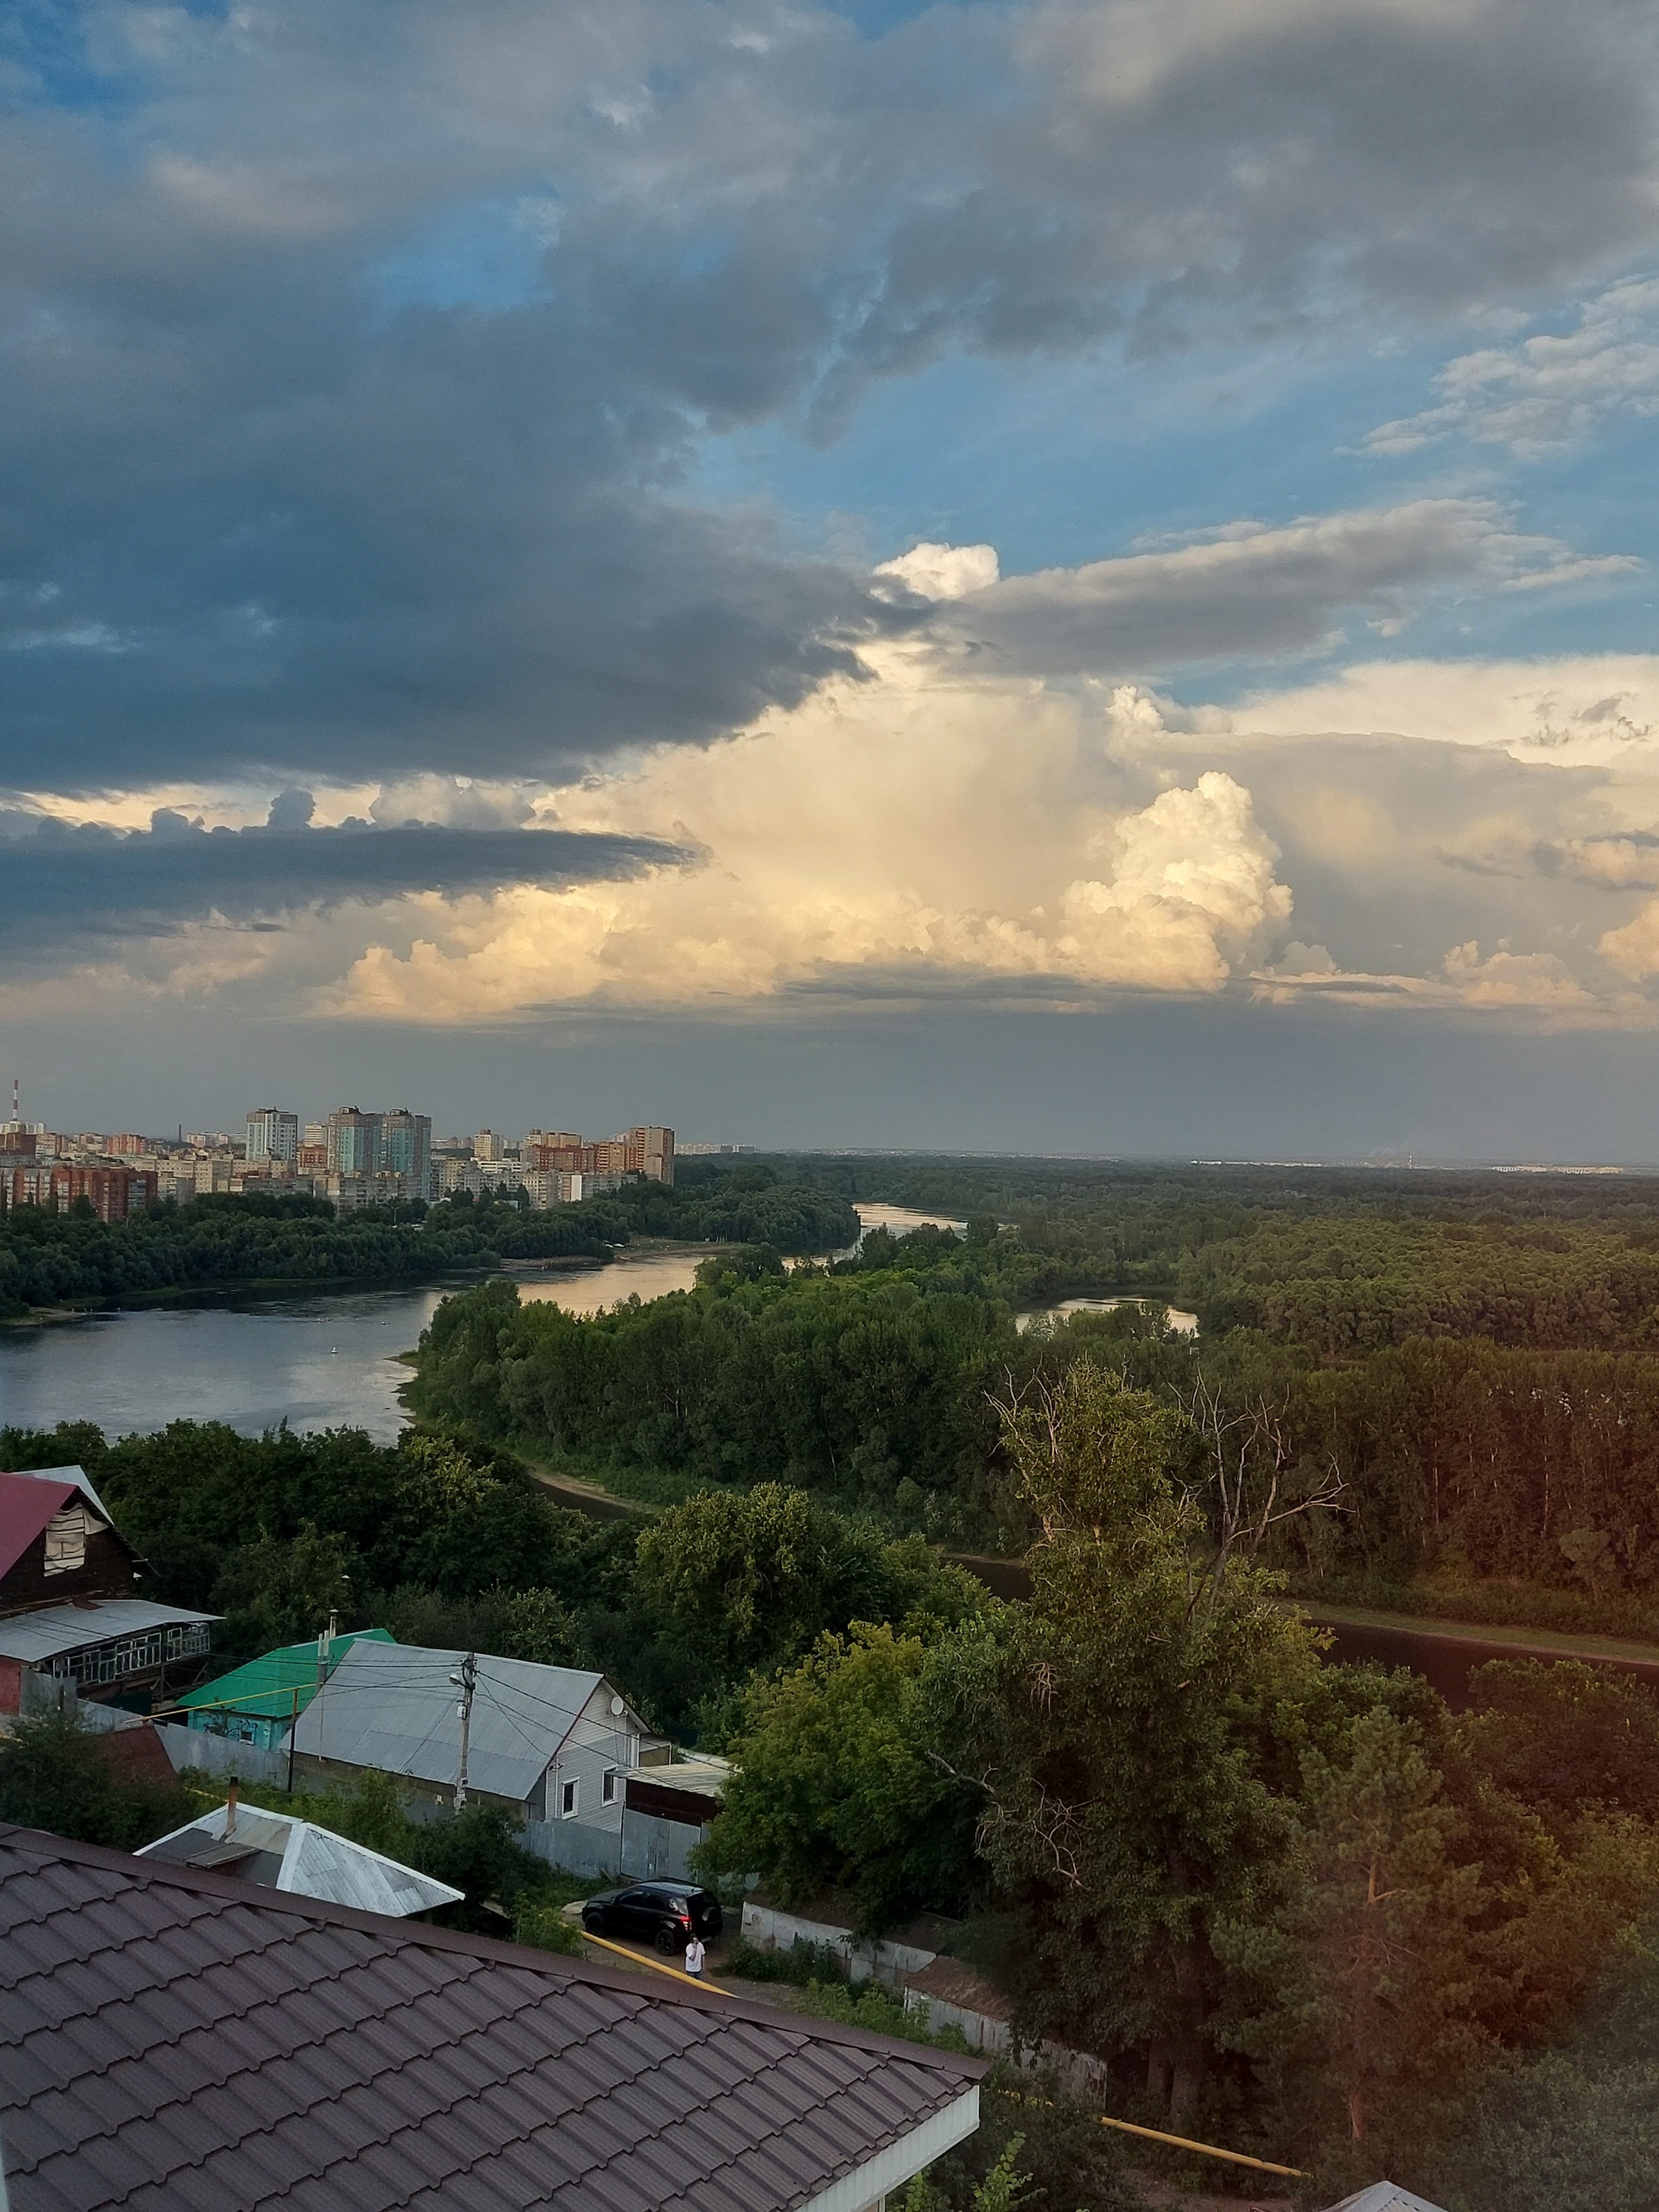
<box><xmin>581</xmin><ymin>1883</ymin><xmax>724</xmax><ymax>1954</ymax></box>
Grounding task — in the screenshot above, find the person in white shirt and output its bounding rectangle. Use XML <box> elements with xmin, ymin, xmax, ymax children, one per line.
<box><xmin>683</xmin><ymin>1936</ymin><xmax>706</xmax><ymax>1978</ymax></box>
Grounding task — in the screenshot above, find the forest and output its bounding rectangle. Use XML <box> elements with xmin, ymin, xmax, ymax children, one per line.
<box><xmin>410</xmin><ymin>1160</ymin><xmax>1659</xmax><ymax>1628</ymax></box>
<box><xmin>16</xmin><ymin>1155</ymin><xmax>1659</xmax><ymax>2203</ymax></box>
<box><xmin>0</xmin><ymin>1164</ymin><xmax>859</xmax><ymax>1316</ymax></box>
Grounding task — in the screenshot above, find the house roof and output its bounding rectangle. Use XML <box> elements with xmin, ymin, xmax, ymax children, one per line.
<box><xmin>0</xmin><ymin>1463</ymin><xmax>114</xmax><ymax>1521</ymax></box>
<box><xmin>0</xmin><ymin>1599</ymin><xmax>219</xmax><ymax>1664</ymax></box>
<box><xmin>137</xmin><ymin>1800</ymin><xmax>465</xmax><ymax>1917</ymax></box>
<box><xmin>1324</xmin><ymin>2189</ymin><xmax>1451</xmax><ymax>2212</ymax></box>
<box><xmin>175</xmin><ymin>1628</ymin><xmax>397</xmax><ymax>1725</ymax></box>
<box><xmin>287</xmin><ymin>1639</ymin><xmax>646</xmax><ymax>1804</ymax></box>
<box><xmin>0</xmin><ymin>1475</ymin><xmax>81</xmax><ymax>1583</ymax></box>
<box><xmin>0</xmin><ymin>1825</ymin><xmax>983</xmax><ymax>2212</ymax></box>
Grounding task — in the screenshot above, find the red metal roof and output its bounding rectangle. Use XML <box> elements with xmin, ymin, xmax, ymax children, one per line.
<box><xmin>0</xmin><ymin>1475</ymin><xmax>79</xmax><ymax>1584</ymax></box>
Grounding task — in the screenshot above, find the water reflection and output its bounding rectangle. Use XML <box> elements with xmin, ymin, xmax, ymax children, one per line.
<box><xmin>1018</xmin><ymin>1296</ymin><xmax>1198</xmax><ymax>1336</ymax></box>
<box><xmin>0</xmin><ymin>1288</ymin><xmax>446</xmax><ymax>1445</ymax></box>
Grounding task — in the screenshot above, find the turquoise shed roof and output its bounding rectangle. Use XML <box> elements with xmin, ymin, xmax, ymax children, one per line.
<box><xmin>176</xmin><ymin>1628</ymin><xmax>396</xmax><ymax>1723</ymax></box>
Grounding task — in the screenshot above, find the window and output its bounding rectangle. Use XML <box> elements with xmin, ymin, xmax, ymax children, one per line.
<box><xmin>602</xmin><ymin>1768</ymin><xmax>620</xmax><ymax>1806</ymax></box>
<box><xmin>560</xmin><ymin>1777</ymin><xmax>579</xmax><ymax>1819</ymax></box>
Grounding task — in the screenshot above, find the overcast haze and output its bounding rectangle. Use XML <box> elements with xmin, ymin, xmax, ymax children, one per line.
<box><xmin>8</xmin><ymin>0</ymin><xmax>1659</xmax><ymax>1156</ymax></box>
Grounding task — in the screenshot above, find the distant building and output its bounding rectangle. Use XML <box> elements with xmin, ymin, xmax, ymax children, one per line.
<box><xmin>378</xmin><ymin>1109</ymin><xmax>431</xmax><ymax>1196</ymax></box>
<box><xmin>326</xmin><ymin>1107</ymin><xmax>380</xmax><ymax>1175</ymax></box>
<box><xmin>522</xmin><ymin>1125</ymin><xmax>674</xmax><ymax>1185</ymax></box>
<box><xmin>474</xmin><ymin>1128</ymin><xmax>505</xmax><ymax>1163</ymax></box>
<box><xmin>626</xmin><ymin>1125</ymin><xmax>675</xmax><ymax>1185</ymax></box>
<box><xmin>4</xmin><ymin>1164</ymin><xmax>158</xmax><ymax>1222</ymax></box>
<box><xmin>324</xmin><ymin>1109</ymin><xmax>430</xmax><ymax>1197</ymax></box>
<box><xmin>245</xmin><ymin>1108</ymin><xmax>300</xmax><ymax>1166</ymax></box>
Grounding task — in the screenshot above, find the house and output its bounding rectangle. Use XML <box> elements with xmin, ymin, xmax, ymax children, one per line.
<box><xmin>137</xmin><ymin>1786</ymin><xmax>465</xmax><ymax>1917</ymax></box>
<box><xmin>0</xmin><ymin>1823</ymin><xmax>984</xmax><ymax>2211</ymax></box>
<box><xmin>0</xmin><ymin>1465</ymin><xmax>215</xmax><ymax>1711</ymax></box>
<box><xmin>175</xmin><ymin>1627</ymin><xmax>397</xmax><ymax>1750</ymax></box>
<box><xmin>287</xmin><ymin>1639</ymin><xmax>651</xmax><ymax>1833</ymax></box>
<box><xmin>0</xmin><ymin>1464</ymin><xmax>139</xmax><ymax>1611</ymax></box>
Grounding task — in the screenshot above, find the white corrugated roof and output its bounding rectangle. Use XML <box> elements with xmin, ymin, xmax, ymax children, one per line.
<box><xmin>287</xmin><ymin>1639</ymin><xmax>644</xmax><ymax>1804</ymax></box>
<box><xmin>1324</xmin><ymin>2185</ymin><xmax>1450</xmax><ymax>2212</ymax></box>
<box><xmin>137</xmin><ymin>1802</ymin><xmax>464</xmax><ymax>1916</ymax></box>
<box><xmin>0</xmin><ymin>1599</ymin><xmax>219</xmax><ymax>1662</ymax></box>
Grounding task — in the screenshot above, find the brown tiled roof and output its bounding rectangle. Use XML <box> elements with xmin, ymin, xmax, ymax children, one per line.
<box><xmin>0</xmin><ymin>1825</ymin><xmax>982</xmax><ymax>2212</ymax></box>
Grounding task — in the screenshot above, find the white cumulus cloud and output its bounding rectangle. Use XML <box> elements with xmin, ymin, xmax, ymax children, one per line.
<box><xmin>1366</xmin><ymin>276</ymin><xmax>1659</xmax><ymax>458</ymax></box>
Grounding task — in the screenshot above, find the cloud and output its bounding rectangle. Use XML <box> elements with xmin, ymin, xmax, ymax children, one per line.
<box><xmin>1223</xmin><ymin>657</ymin><xmax>1659</xmax><ymax>766</ymax></box>
<box><xmin>926</xmin><ymin>505</ymin><xmax>1635</xmax><ymax>673</ymax></box>
<box><xmin>874</xmin><ymin>543</ymin><xmax>1000</xmax><ymax>600</ymax></box>
<box><xmin>0</xmin><ymin>800</ymin><xmax>680</xmax><ymax>951</ymax></box>
<box><xmin>319</xmin><ymin>658</ymin><xmax>1294</xmax><ymax>1020</ymax></box>
<box><xmin>0</xmin><ymin>0</ymin><xmax>1655</xmax><ymax>791</ymax></box>
<box><xmin>1600</xmin><ymin>900</ymin><xmax>1659</xmax><ymax>982</ymax></box>
<box><xmin>1366</xmin><ymin>276</ymin><xmax>1659</xmax><ymax>458</ymax></box>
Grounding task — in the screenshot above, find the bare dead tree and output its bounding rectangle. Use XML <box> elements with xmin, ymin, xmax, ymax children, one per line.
<box><xmin>1180</xmin><ymin>1371</ymin><xmax>1349</xmax><ymax>1577</ymax></box>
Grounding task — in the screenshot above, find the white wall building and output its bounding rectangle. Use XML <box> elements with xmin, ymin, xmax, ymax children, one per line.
<box><xmin>288</xmin><ymin>1642</ymin><xmax>651</xmax><ymax>1836</ymax></box>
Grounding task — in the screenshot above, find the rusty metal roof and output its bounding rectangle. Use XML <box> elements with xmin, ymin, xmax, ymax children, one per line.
<box><xmin>0</xmin><ymin>1825</ymin><xmax>983</xmax><ymax>2212</ymax></box>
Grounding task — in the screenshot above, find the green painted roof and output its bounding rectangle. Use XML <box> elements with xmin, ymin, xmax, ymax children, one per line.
<box><xmin>177</xmin><ymin>1629</ymin><xmax>397</xmax><ymax>1721</ymax></box>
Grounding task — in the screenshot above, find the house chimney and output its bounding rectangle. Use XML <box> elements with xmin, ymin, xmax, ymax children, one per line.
<box><xmin>225</xmin><ymin>1780</ymin><xmax>238</xmax><ymax>1835</ymax></box>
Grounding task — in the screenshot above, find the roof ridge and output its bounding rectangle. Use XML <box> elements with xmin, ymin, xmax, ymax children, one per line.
<box><xmin>0</xmin><ymin>1827</ymin><xmax>985</xmax><ymax>2079</ymax></box>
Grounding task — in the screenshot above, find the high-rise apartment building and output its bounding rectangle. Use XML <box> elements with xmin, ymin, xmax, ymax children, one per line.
<box><xmin>245</xmin><ymin>1109</ymin><xmax>300</xmax><ymax>1167</ymax></box>
<box><xmin>474</xmin><ymin>1129</ymin><xmax>505</xmax><ymax>1163</ymax></box>
<box><xmin>379</xmin><ymin>1110</ymin><xmax>432</xmax><ymax>1198</ymax></box>
<box><xmin>326</xmin><ymin>1109</ymin><xmax>380</xmax><ymax>1176</ymax></box>
<box><xmin>625</xmin><ymin>1127</ymin><xmax>675</xmax><ymax>1186</ymax></box>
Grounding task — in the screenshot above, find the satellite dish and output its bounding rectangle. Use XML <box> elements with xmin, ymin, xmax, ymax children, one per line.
<box><xmin>609</xmin><ymin>1694</ymin><xmax>626</xmax><ymax>1716</ymax></box>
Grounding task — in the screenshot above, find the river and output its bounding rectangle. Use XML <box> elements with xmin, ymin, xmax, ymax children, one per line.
<box><xmin>0</xmin><ymin>1203</ymin><xmax>963</xmax><ymax>1445</ymax></box>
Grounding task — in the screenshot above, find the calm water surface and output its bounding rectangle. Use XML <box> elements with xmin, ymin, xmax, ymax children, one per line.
<box><xmin>0</xmin><ymin>1204</ymin><xmax>957</xmax><ymax>1442</ymax></box>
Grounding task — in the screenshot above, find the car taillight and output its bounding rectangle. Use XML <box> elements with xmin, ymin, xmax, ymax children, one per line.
<box><xmin>678</xmin><ymin>1911</ymin><xmax>691</xmax><ymax>1925</ymax></box>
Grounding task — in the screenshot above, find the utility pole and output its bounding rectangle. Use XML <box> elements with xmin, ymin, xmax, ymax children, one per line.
<box><xmin>452</xmin><ymin>1651</ymin><xmax>477</xmax><ymax>1811</ymax></box>
<box><xmin>287</xmin><ymin>1686</ymin><xmax>300</xmax><ymax>1794</ymax></box>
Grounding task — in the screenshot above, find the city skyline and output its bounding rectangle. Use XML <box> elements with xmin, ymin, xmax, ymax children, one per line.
<box><xmin>5</xmin><ymin>3</ymin><xmax>1659</xmax><ymax>1157</ymax></box>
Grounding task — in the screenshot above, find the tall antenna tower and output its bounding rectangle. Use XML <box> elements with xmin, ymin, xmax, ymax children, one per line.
<box><xmin>10</xmin><ymin>1079</ymin><xmax>16</xmax><ymax>1128</ymax></box>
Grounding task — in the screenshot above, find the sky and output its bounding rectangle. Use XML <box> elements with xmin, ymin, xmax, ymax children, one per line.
<box><xmin>7</xmin><ymin>0</ymin><xmax>1659</xmax><ymax>1159</ymax></box>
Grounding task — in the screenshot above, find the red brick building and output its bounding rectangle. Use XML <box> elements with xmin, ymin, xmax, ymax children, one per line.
<box><xmin>5</xmin><ymin>1163</ymin><xmax>158</xmax><ymax>1221</ymax></box>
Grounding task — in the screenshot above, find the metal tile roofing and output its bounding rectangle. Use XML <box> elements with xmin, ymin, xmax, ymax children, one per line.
<box><xmin>0</xmin><ymin>1465</ymin><xmax>113</xmax><ymax>1521</ymax></box>
<box><xmin>137</xmin><ymin>1802</ymin><xmax>466</xmax><ymax>1918</ymax></box>
<box><xmin>0</xmin><ymin>1599</ymin><xmax>219</xmax><ymax>1663</ymax></box>
<box><xmin>0</xmin><ymin>1475</ymin><xmax>79</xmax><ymax>1584</ymax></box>
<box><xmin>0</xmin><ymin>1827</ymin><xmax>982</xmax><ymax>2212</ymax></box>
<box><xmin>176</xmin><ymin>1630</ymin><xmax>397</xmax><ymax>1724</ymax></box>
<box><xmin>287</xmin><ymin>1641</ymin><xmax>644</xmax><ymax>1805</ymax></box>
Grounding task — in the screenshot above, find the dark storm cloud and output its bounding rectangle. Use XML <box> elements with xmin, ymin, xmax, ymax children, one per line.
<box><xmin>0</xmin><ymin>0</ymin><xmax>1655</xmax><ymax>791</ymax></box>
<box><xmin>0</xmin><ymin>801</ymin><xmax>683</xmax><ymax>946</ymax></box>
